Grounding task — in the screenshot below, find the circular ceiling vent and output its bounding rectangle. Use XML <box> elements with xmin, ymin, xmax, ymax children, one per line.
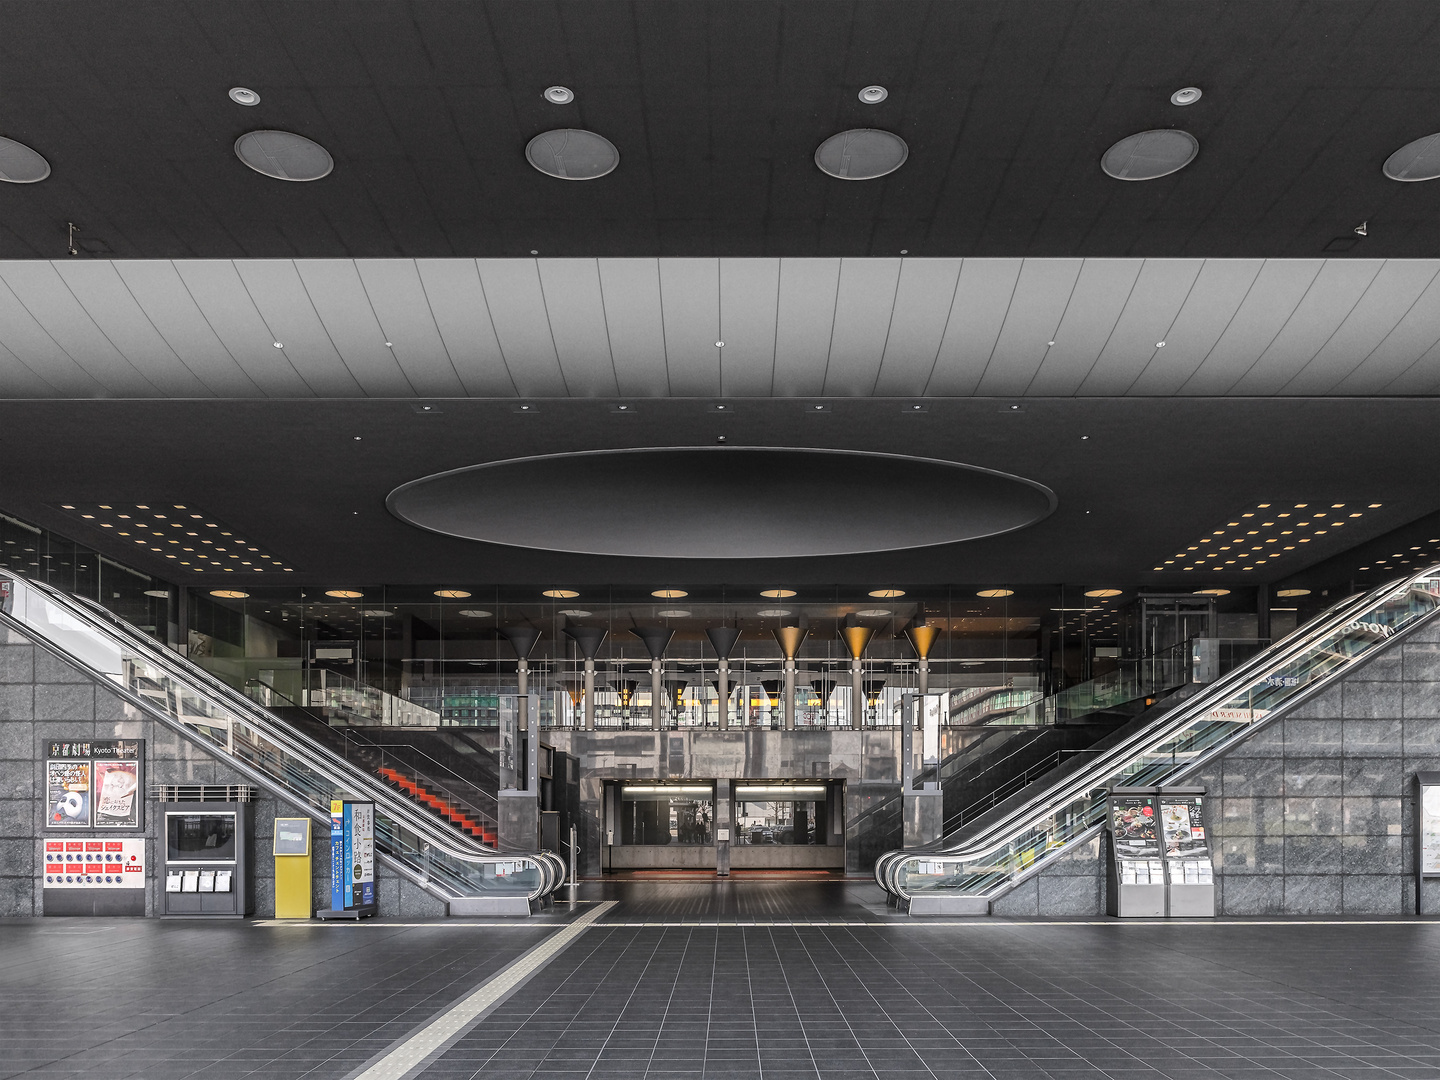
<box><xmin>815</xmin><ymin>128</ymin><xmax>908</xmax><ymax>180</ymax></box>
<box><xmin>0</xmin><ymin>136</ymin><xmax>51</xmax><ymax>183</ymax></box>
<box><xmin>1384</xmin><ymin>133</ymin><xmax>1440</xmax><ymax>182</ymax></box>
<box><xmin>234</xmin><ymin>130</ymin><xmax>334</xmax><ymax>182</ymax></box>
<box><xmin>1101</xmin><ymin>129</ymin><xmax>1198</xmax><ymax>181</ymax></box>
<box><xmin>526</xmin><ymin>129</ymin><xmax>619</xmax><ymax>180</ymax></box>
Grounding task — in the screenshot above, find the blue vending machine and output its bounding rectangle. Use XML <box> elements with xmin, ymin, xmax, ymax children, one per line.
<box><xmin>318</xmin><ymin>799</ymin><xmax>378</xmax><ymax>919</ymax></box>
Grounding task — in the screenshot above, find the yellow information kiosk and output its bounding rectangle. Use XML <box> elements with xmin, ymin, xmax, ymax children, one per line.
<box><xmin>273</xmin><ymin>817</ymin><xmax>312</xmax><ymax>918</ymax></box>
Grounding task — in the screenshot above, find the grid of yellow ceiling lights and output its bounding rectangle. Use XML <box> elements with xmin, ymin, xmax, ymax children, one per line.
<box><xmin>53</xmin><ymin>503</ymin><xmax>292</xmax><ymax>573</ymax></box>
<box><xmin>1154</xmin><ymin>502</ymin><xmax>1381</xmax><ymax>572</ymax></box>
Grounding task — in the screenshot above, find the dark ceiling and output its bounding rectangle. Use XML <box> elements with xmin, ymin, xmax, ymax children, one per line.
<box><xmin>0</xmin><ymin>396</ymin><xmax>1434</xmax><ymax>588</ymax></box>
<box><xmin>3</xmin><ymin>0</ymin><xmax>1440</xmax><ymax>260</ymax></box>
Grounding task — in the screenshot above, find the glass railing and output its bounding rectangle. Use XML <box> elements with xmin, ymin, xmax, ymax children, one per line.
<box><xmin>0</xmin><ymin>572</ymin><xmax>565</xmax><ymax>903</ymax></box>
<box><xmin>879</xmin><ymin>568</ymin><xmax>1440</xmax><ymax>901</ymax></box>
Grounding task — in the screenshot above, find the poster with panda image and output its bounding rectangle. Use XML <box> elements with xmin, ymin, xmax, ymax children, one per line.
<box><xmin>47</xmin><ymin>760</ymin><xmax>91</xmax><ymax>828</ymax></box>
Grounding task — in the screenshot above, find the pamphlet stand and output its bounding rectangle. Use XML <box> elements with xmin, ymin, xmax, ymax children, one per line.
<box><xmin>1106</xmin><ymin>787</ymin><xmax>1165</xmax><ymax>917</ymax></box>
<box><xmin>161</xmin><ymin>801</ymin><xmax>253</xmax><ymax>918</ymax></box>
<box><xmin>1415</xmin><ymin>772</ymin><xmax>1440</xmax><ymax>914</ymax></box>
<box><xmin>318</xmin><ymin>798</ymin><xmax>378</xmax><ymax>920</ymax></box>
<box><xmin>1158</xmin><ymin>786</ymin><xmax>1215</xmax><ymax>917</ymax></box>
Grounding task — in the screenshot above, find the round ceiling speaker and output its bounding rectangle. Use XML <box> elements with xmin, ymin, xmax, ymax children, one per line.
<box><xmin>1384</xmin><ymin>133</ymin><xmax>1440</xmax><ymax>182</ymax></box>
<box><xmin>1101</xmin><ymin>129</ymin><xmax>1198</xmax><ymax>181</ymax></box>
<box><xmin>815</xmin><ymin>128</ymin><xmax>908</xmax><ymax>180</ymax></box>
<box><xmin>0</xmin><ymin>136</ymin><xmax>51</xmax><ymax>183</ymax></box>
<box><xmin>234</xmin><ymin>130</ymin><xmax>334</xmax><ymax>182</ymax></box>
<box><xmin>526</xmin><ymin>129</ymin><xmax>619</xmax><ymax>180</ymax></box>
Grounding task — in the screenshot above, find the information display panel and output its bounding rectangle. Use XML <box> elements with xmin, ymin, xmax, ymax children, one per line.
<box><xmin>46</xmin><ymin>740</ymin><xmax>144</xmax><ymax>830</ymax></box>
<box><xmin>322</xmin><ymin>800</ymin><xmax>376</xmax><ymax>918</ymax></box>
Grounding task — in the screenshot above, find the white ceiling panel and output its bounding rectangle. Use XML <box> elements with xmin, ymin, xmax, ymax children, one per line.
<box><xmin>717</xmin><ymin>259</ymin><xmax>780</xmax><ymax>397</ymax></box>
<box><xmin>284</xmin><ymin>262</ymin><xmax>399</xmax><ymax>396</ymax></box>
<box><xmin>1076</xmin><ymin>260</ymin><xmax>1204</xmax><ymax>396</ymax></box>
<box><xmin>1282</xmin><ymin>262</ymin><xmax>1440</xmax><ymax>395</ymax></box>
<box><xmin>170</xmin><ymin>262</ymin><xmax>323</xmax><ymax>397</ymax></box>
<box><xmin>974</xmin><ymin>259</ymin><xmax>1084</xmax><ymax>397</ymax></box>
<box><xmin>413</xmin><ymin>260</ymin><xmax>517</xmax><ymax>397</ymax></box>
<box><xmin>822</xmin><ymin>259</ymin><xmax>902</xmax><ymax>396</ymax></box>
<box><xmin>535</xmin><ymin>260</ymin><xmax>618</xmax><ymax>398</ymax></box>
<box><xmin>1024</xmin><ymin>259</ymin><xmax>1143</xmax><ymax>397</ymax></box>
<box><xmin>872</xmin><ymin>259</ymin><xmax>962</xmax><ymax>398</ymax></box>
<box><xmin>772</xmin><ymin>259</ymin><xmax>841</xmax><ymax>397</ymax></box>
<box><xmin>597</xmin><ymin>260</ymin><xmax>668</xmax><ymax>398</ymax></box>
<box><xmin>0</xmin><ymin>262</ymin><xmax>161</xmax><ymax>396</ymax></box>
<box><xmin>110</xmin><ymin>261</ymin><xmax>263</xmax><ymax>397</ymax></box>
<box><xmin>925</xmin><ymin>259</ymin><xmax>1022</xmax><ymax>395</ymax></box>
<box><xmin>658</xmin><ymin>259</ymin><xmax>721</xmax><ymax>398</ymax></box>
<box><xmin>474</xmin><ymin>260</ymin><xmax>568</xmax><ymax>397</ymax></box>
<box><xmin>1230</xmin><ymin>261</ymin><xmax>1385</xmax><ymax>396</ymax></box>
<box><xmin>1126</xmin><ymin>261</ymin><xmax>1265</xmax><ymax>396</ymax></box>
<box><xmin>1178</xmin><ymin>261</ymin><xmax>1323</xmax><ymax>395</ymax></box>
<box><xmin>353</xmin><ymin>261</ymin><xmax>468</xmax><ymax>398</ymax></box>
<box><xmin>50</xmin><ymin>262</ymin><xmax>214</xmax><ymax>397</ymax></box>
<box><xmin>1</xmin><ymin>256</ymin><xmax>1437</xmax><ymax>400</ymax></box>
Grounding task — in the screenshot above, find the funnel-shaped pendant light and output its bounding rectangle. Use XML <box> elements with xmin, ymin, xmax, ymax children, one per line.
<box><xmin>705</xmin><ymin>625</ymin><xmax>741</xmax><ymax>659</ymax></box>
<box><xmin>500</xmin><ymin>625</ymin><xmax>540</xmax><ymax>659</ymax></box>
<box><xmin>564</xmin><ymin>625</ymin><xmax>607</xmax><ymax>658</ymax></box>
<box><xmin>631</xmin><ymin>626</ymin><xmax>674</xmax><ymax>659</ymax></box>
<box><xmin>616</xmin><ymin>679</ymin><xmax>638</xmax><ymax>710</ymax></box>
<box><xmin>905</xmin><ymin>623</ymin><xmax>940</xmax><ymax>660</ymax></box>
<box><xmin>840</xmin><ymin>625</ymin><xmax>874</xmax><ymax>659</ymax></box>
<box><xmin>773</xmin><ymin>625</ymin><xmax>808</xmax><ymax>660</ymax></box>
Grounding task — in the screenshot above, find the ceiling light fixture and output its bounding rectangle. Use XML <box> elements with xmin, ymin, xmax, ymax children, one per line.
<box><xmin>976</xmin><ymin>589</ymin><xmax>1014</xmax><ymax>598</ymax></box>
<box><xmin>1084</xmin><ymin>589</ymin><xmax>1122</xmax><ymax>598</ymax></box>
<box><xmin>434</xmin><ymin>589</ymin><xmax>472</xmax><ymax>598</ymax></box>
<box><xmin>362</xmin><ymin>610</ymin><xmax>394</xmax><ymax>617</ymax></box>
<box><xmin>325</xmin><ymin>589</ymin><xmax>364</xmax><ymax>599</ymax></box>
<box><xmin>557</xmin><ymin>609</ymin><xmax>591</xmax><ymax>617</ymax></box>
<box><xmin>756</xmin><ymin>608</ymin><xmax>792</xmax><ymax>617</ymax></box>
<box><xmin>652</xmin><ymin>589</ymin><xmax>689</xmax><ymax>599</ymax></box>
<box><xmin>1101</xmin><ymin>129</ymin><xmax>1199</xmax><ymax>181</ymax></box>
<box><xmin>858</xmin><ymin>85</ymin><xmax>888</xmax><ymax>104</ymax></box>
<box><xmin>658</xmin><ymin>609</ymin><xmax>691</xmax><ymax>618</ymax></box>
<box><xmin>228</xmin><ymin>87</ymin><xmax>260</xmax><ymax>106</ymax></box>
<box><xmin>235</xmin><ymin>130</ymin><xmax>334</xmax><ymax>181</ymax></box>
<box><xmin>542</xmin><ymin>589</ymin><xmax>580</xmax><ymax>599</ymax></box>
<box><xmin>209</xmin><ymin>589</ymin><xmax>250</xmax><ymax>599</ymax></box>
<box><xmin>868</xmin><ymin>588</ymin><xmax>905</xmax><ymax>598</ymax></box>
<box><xmin>456</xmin><ymin>609</ymin><xmax>493</xmax><ymax>618</ymax></box>
<box><xmin>143</xmin><ymin>589</ymin><xmax>170</xmax><ymax>598</ymax></box>
<box><xmin>815</xmin><ymin>128</ymin><xmax>908</xmax><ymax>180</ymax></box>
<box><xmin>526</xmin><ymin>129</ymin><xmax>619</xmax><ymax>180</ymax></box>
<box><xmin>760</xmin><ymin>589</ymin><xmax>796</xmax><ymax>598</ymax></box>
<box><xmin>1276</xmin><ymin>589</ymin><xmax>1311</xmax><ymax>598</ymax></box>
<box><xmin>1194</xmin><ymin>588</ymin><xmax>1231</xmax><ymax>596</ymax></box>
<box><xmin>543</xmin><ymin>86</ymin><xmax>575</xmax><ymax>105</ymax></box>
<box><xmin>1384</xmin><ymin>133</ymin><xmax>1440</xmax><ymax>182</ymax></box>
<box><xmin>1170</xmin><ymin>86</ymin><xmax>1202</xmax><ymax>106</ymax></box>
<box><xmin>855</xmin><ymin>609</ymin><xmax>892</xmax><ymax>618</ymax></box>
<box><xmin>0</xmin><ymin>136</ymin><xmax>51</xmax><ymax>183</ymax></box>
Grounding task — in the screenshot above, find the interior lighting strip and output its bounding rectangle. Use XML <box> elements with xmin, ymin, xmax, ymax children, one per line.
<box><xmin>51</xmin><ymin>503</ymin><xmax>293</xmax><ymax>574</ymax></box>
<box><xmin>621</xmin><ymin>785</ymin><xmax>715</xmax><ymax>795</ymax></box>
<box><xmin>734</xmin><ymin>785</ymin><xmax>829</xmax><ymax>797</ymax></box>
<box><xmin>1151</xmin><ymin>502</ymin><xmax>1381</xmax><ymax>572</ymax></box>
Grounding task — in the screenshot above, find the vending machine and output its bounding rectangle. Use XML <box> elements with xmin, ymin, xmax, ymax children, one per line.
<box><xmin>1105</xmin><ymin>786</ymin><xmax>1166</xmax><ymax>917</ymax></box>
<box><xmin>1158</xmin><ymin>786</ymin><xmax>1215</xmax><ymax>917</ymax></box>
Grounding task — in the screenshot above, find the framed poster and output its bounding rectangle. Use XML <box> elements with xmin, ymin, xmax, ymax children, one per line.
<box><xmin>46</xmin><ymin>760</ymin><xmax>91</xmax><ymax>828</ymax></box>
<box><xmin>1160</xmin><ymin>796</ymin><xmax>1209</xmax><ymax>858</ymax></box>
<box><xmin>1421</xmin><ymin>778</ymin><xmax>1440</xmax><ymax>875</ymax></box>
<box><xmin>1108</xmin><ymin>794</ymin><xmax>1162</xmax><ymax>859</ymax></box>
<box><xmin>93</xmin><ymin>760</ymin><xmax>142</xmax><ymax>829</ymax></box>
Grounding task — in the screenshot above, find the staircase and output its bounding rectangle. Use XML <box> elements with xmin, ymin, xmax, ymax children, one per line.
<box><xmin>378</xmin><ymin>765</ymin><xmax>498</xmax><ymax>845</ymax></box>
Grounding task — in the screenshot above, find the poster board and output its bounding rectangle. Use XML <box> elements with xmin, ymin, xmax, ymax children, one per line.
<box><xmin>328</xmin><ymin>800</ymin><xmax>376</xmax><ymax>913</ymax></box>
<box><xmin>1108</xmin><ymin>793</ymin><xmax>1162</xmax><ymax>859</ymax></box>
<box><xmin>1159</xmin><ymin>795</ymin><xmax>1209</xmax><ymax>859</ymax></box>
<box><xmin>46</xmin><ymin>740</ymin><xmax>144</xmax><ymax>830</ymax></box>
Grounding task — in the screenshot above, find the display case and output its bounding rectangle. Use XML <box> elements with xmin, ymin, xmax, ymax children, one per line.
<box><xmin>161</xmin><ymin>802</ymin><xmax>253</xmax><ymax>918</ymax></box>
<box><xmin>1105</xmin><ymin>787</ymin><xmax>1165</xmax><ymax>917</ymax></box>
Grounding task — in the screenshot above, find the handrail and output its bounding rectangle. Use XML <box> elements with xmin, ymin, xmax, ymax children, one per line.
<box><xmin>0</xmin><ymin>572</ymin><xmax>565</xmax><ymax>904</ymax></box>
<box><xmin>877</xmin><ymin>569</ymin><xmax>1440</xmax><ymax>901</ymax></box>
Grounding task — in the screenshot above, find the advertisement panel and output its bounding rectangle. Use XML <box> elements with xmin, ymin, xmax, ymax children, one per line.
<box><xmin>1160</xmin><ymin>796</ymin><xmax>1209</xmax><ymax>858</ymax></box>
<box><xmin>1108</xmin><ymin>794</ymin><xmax>1161</xmax><ymax>859</ymax></box>
<box><xmin>47</xmin><ymin>760</ymin><xmax>91</xmax><ymax>828</ymax></box>
<box><xmin>93</xmin><ymin>761</ymin><xmax>141</xmax><ymax>828</ymax></box>
<box><xmin>46</xmin><ymin>740</ymin><xmax>144</xmax><ymax>830</ymax></box>
<box><xmin>330</xmin><ymin>800</ymin><xmax>345</xmax><ymax>911</ymax></box>
<box><xmin>350</xmin><ymin>802</ymin><xmax>374</xmax><ymax>908</ymax></box>
<box><xmin>1421</xmin><ymin>783</ymin><xmax>1440</xmax><ymax>875</ymax></box>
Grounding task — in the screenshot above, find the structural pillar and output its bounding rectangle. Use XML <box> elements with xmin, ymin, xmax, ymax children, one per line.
<box><xmin>716</xmin><ymin>660</ymin><xmax>730</xmax><ymax>729</ymax></box>
<box><xmin>850</xmin><ymin>658</ymin><xmax>864</xmax><ymax>729</ymax></box>
<box><xmin>706</xmin><ymin>626</ymin><xmax>741</xmax><ymax>732</ymax></box>
<box><xmin>584</xmin><ymin>658</ymin><xmax>596</xmax><ymax>730</ymax></box>
<box><xmin>783</xmin><ymin>660</ymin><xmax>796</xmax><ymax>730</ymax></box>
<box><xmin>650</xmin><ymin>658</ymin><xmax>663</xmax><ymax>731</ymax></box>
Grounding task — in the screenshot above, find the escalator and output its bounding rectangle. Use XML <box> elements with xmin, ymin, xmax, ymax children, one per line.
<box><xmin>0</xmin><ymin>571</ymin><xmax>566</xmax><ymax>908</ymax></box>
<box><xmin>877</xmin><ymin>567</ymin><xmax>1440</xmax><ymax>912</ymax></box>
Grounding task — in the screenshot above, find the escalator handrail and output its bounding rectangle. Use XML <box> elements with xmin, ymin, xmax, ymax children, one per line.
<box><xmin>0</xmin><ymin>573</ymin><xmax>561</xmax><ymax>899</ymax></box>
<box><xmin>877</xmin><ymin>571</ymin><xmax>1435</xmax><ymax>895</ymax></box>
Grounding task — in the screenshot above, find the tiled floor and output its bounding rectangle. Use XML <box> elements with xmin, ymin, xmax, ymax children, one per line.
<box><xmin>7</xmin><ymin>881</ymin><xmax>1440</xmax><ymax>1080</ymax></box>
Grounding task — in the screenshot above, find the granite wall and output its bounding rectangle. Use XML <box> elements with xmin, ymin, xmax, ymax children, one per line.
<box><xmin>0</xmin><ymin>621</ymin><xmax>446</xmax><ymax>918</ymax></box>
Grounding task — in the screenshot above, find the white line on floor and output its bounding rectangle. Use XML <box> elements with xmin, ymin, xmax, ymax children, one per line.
<box><xmin>341</xmin><ymin>900</ymin><xmax>617</xmax><ymax>1080</ymax></box>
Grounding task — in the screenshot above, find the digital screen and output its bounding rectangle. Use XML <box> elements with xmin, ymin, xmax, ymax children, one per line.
<box><xmin>167</xmin><ymin>813</ymin><xmax>237</xmax><ymax>862</ymax></box>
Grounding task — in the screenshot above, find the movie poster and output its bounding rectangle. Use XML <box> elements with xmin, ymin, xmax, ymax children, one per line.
<box><xmin>93</xmin><ymin>760</ymin><xmax>141</xmax><ymax>829</ymax></box>
<box><xmin>47</xmin><ymin>760</ymin><xmax>91</xmax><ymax>828</ymax></box>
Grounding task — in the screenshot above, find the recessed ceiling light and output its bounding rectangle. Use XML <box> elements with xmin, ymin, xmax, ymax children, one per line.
<box><xmin>760</xmin><ymin>589</ymin><xmax>797</xmax><ymax>598</ymax></box>
<box><xmin>858</xmin><ymin>85</ymin><xmax>888</xmax><ymax>104</ymax></box>
<box><xmin>456</xmin><ymin>609</ymin><xmax>493</xmax><ymax>618</ymax></box>
<box><xmin>1101</xmin><ymin>129</ymin><xmax>1199</xmax><ymax>181</ymax></box>
<box><xmin>0</xmin><ymin>136</ymin><xmax>51</xmax><ymax>183</ymax></box>
<box><xmin>362</xmin><ymin>609</ymin><xmax>394</xmax><ymax>617</ymax></box>
<box><xmin>1084</xmin><ymin>589</ymin><xmax>1123</xmax><ymax>598</ymax></box>
<box><xmin>1275</xmin><ymin>589</ymin><xmax>1310</xmax><ymax>598</ymax></box>
<box><xmin>652</xmin><ymin>589</ymin><xmax>688</xmax><ymax>599</ymax></box>
<box><xmin>526</xmin><ymin>129</ymin><xmax>619</xmax><ymax>180</ymax></box>
<box><xmin>143</xmin><ymin>589</ymin><xmax>170</xmax><ymax>598</ymax></box>
<box><xmin>756</xmin><ymin>608</ymin><xmax>792</xmax><ymax>617</ymax></box>
<box><xmin>325</xmin><ymin>589</ymin><xmax>364</xmax><ymax>599</ymax></box>
<box><xmin>976</xmin><ymin>589</ymin><xmax>1013</xmax><ymax>598</ymax></box>
<box><xmin>855</xmin><ymin>609</ymin><xmax>892</xmax><ymax>617</ymax></box>
<box><xmin>868</xmin><ymin>588</ymin><xmax>905</xmax><ymax>598</ymax></box>
<box><xmin>658</xmin><ymin>609</ymin><xmax>691</xmax><ymax>618</ymax></box>
<box><xmin>1170</xmin><ymin>86</ymin><xmax>1202</xmax><ymax>106</ymax></box>
<box><xmin>1194</xmin><ymin>588</ymin><xmax>1230</xmax><ymax>596</ymax></box>
<box><xmin>1384</xmin><ymin>133</ymin><xmax>1440</xmax><ymax>182</ymax></box>
<box><xmin>434</xmin><ymin>589</ymin><xmax>472</xmax><ymax>598</ymax></box>
<box><xmin>209</xmin><ymin>589</ymin><xmax>250</xmax><ymax>599</ymax></box>
<box><xmin>229</xmin><ymin>87</ymin><xmax>260</xmax><ymax>106</ymax></box>
<box><xmin>815</xmin><ymin>129</ymin><xmax>908</xmax><ymax>180</ymax></box>
<box><xmin>235</xmin><ymin>130</ymin><xmax>334</xmax><ymax>181</ymax></box>
<box><xmin>543</xmin><ymin>589</ymin><xmax>580</xmax><ymax>599</ymax></box>
<box><xmin>543</xmin><ymin>86</ymin><xmax>575</xmax><ymax>105</ymax></box>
